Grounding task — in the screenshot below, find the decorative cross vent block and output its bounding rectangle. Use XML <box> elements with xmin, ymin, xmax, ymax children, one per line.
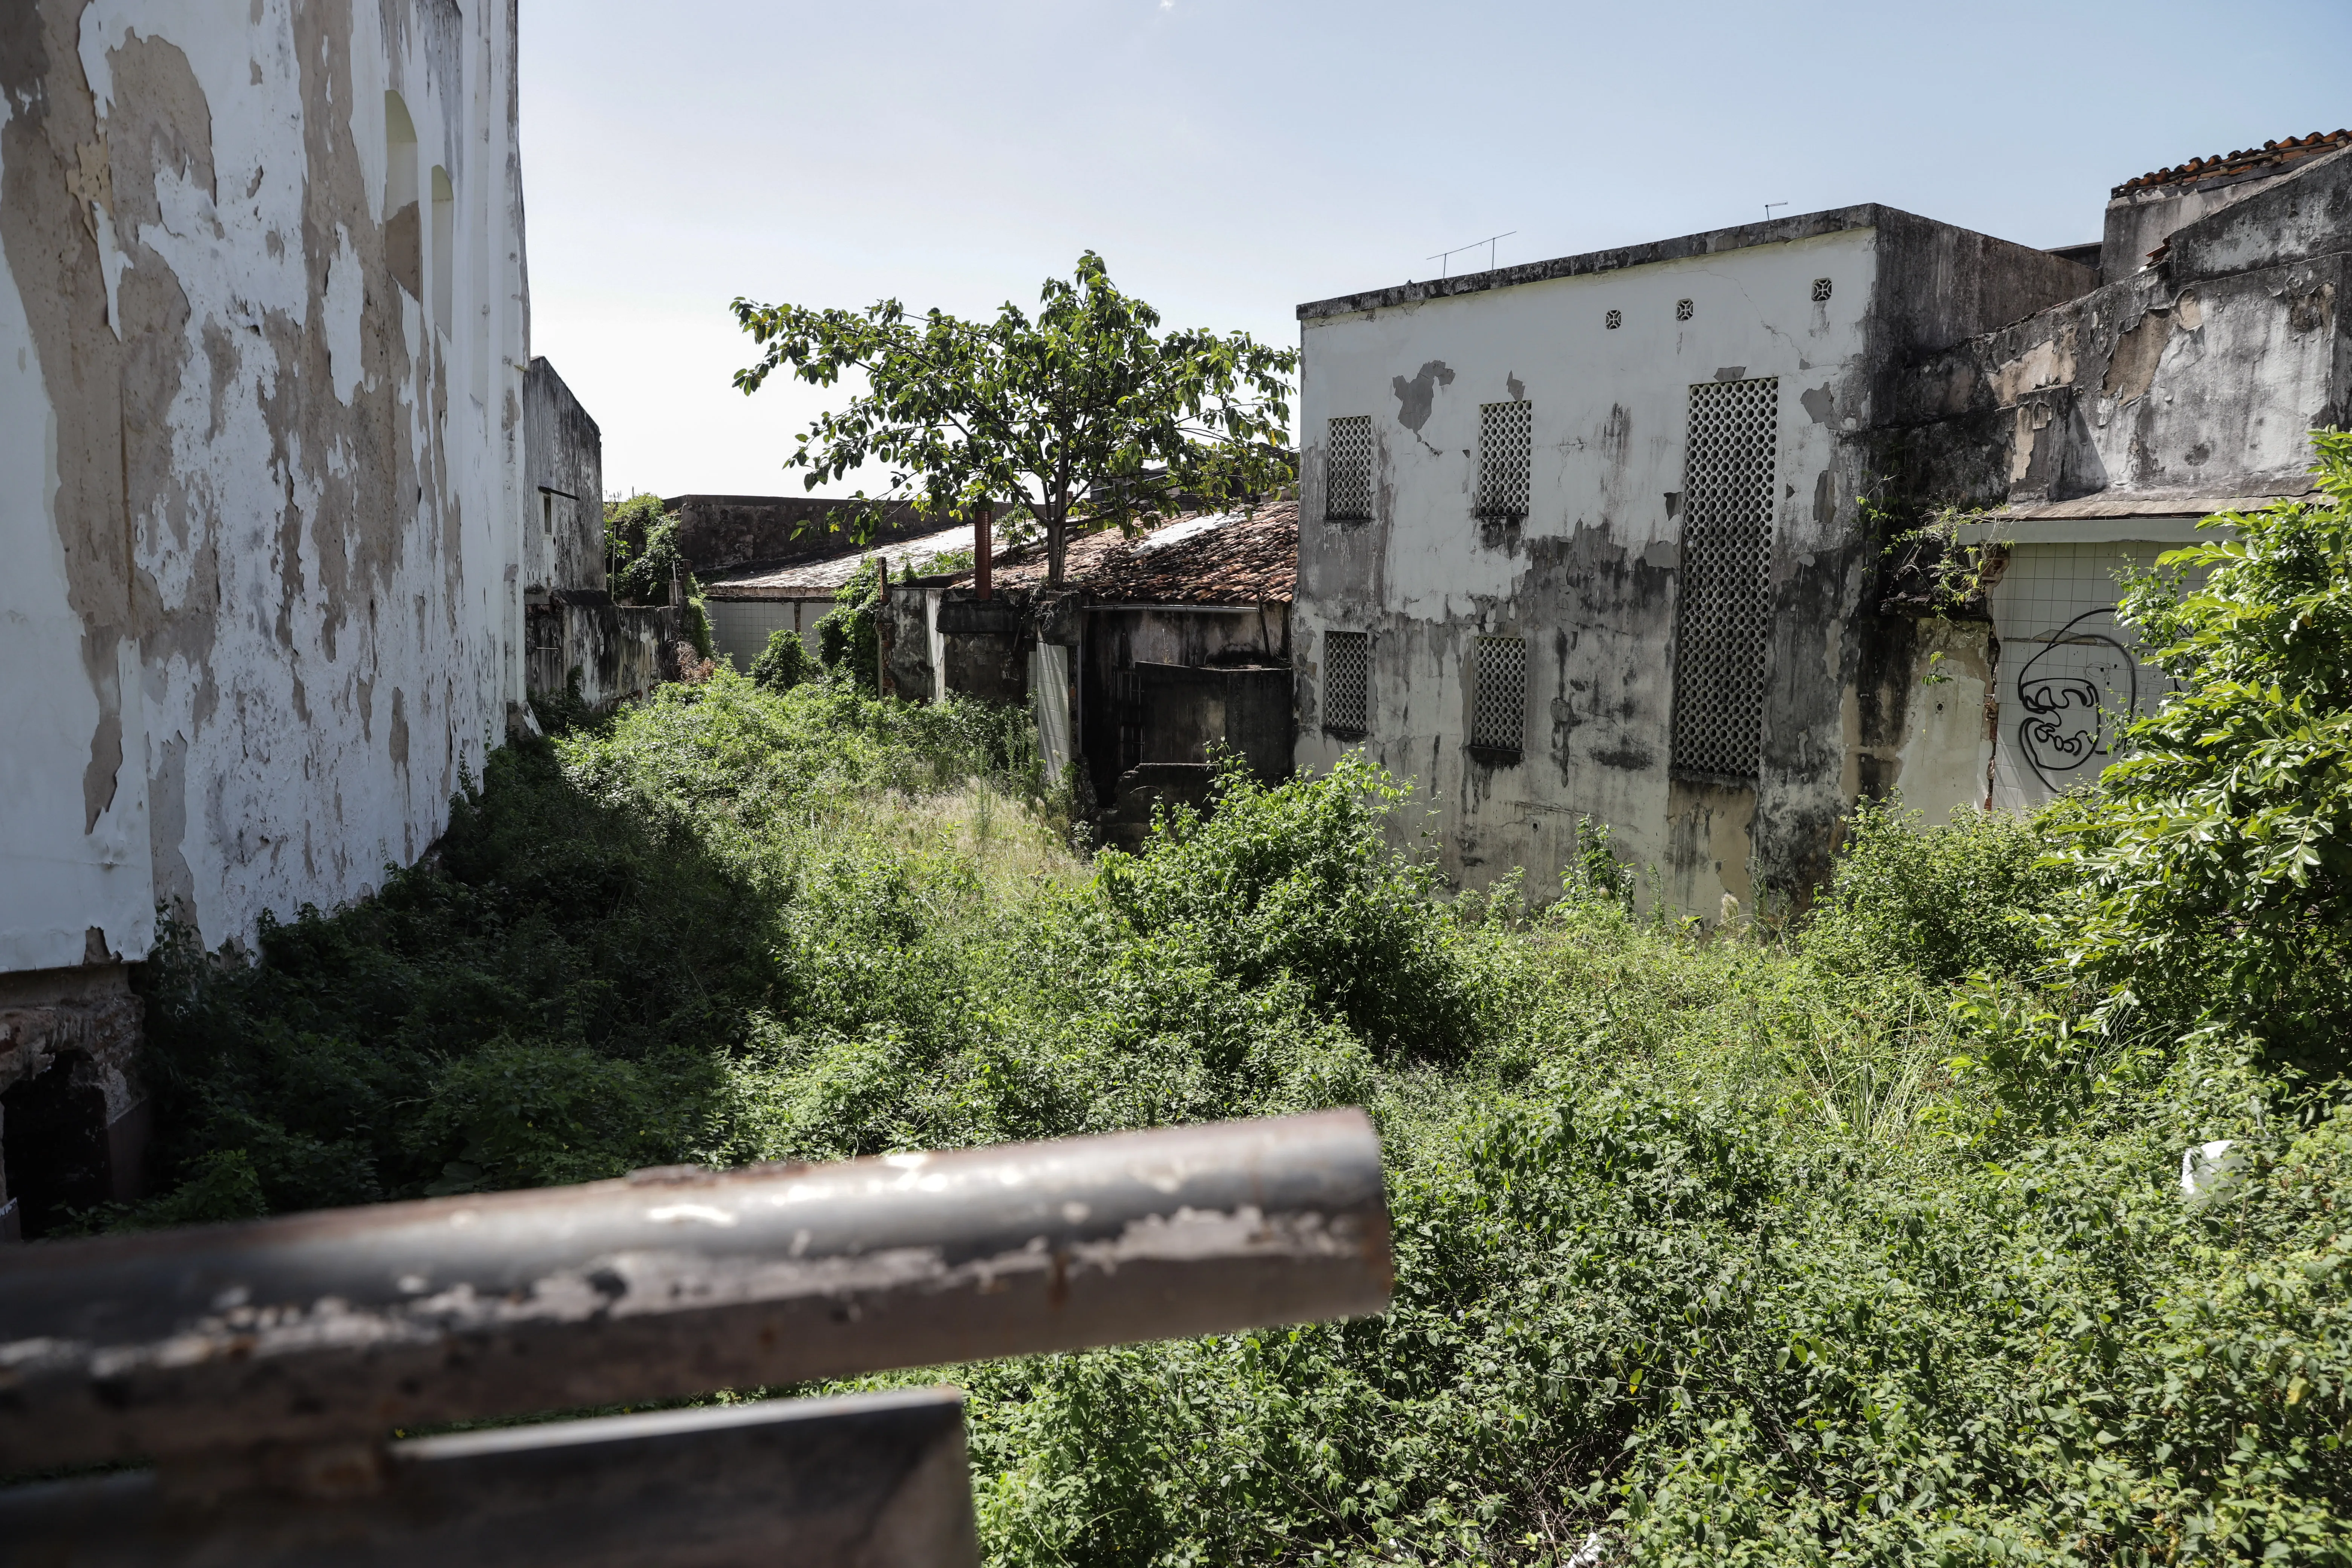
<box><xmin>1676</xmin><ymin>298</ymin><xmax>1694</xmax><ymax>321</ymax></box>
<box><xmin>1470</xmin><ymin>636</ymin><xmax>1528</xmax><ymax>753</ymax></box>
<box><xmin>1325</xmin><ymin>415</ymin><xmax>1373</xmax><ymax>521</ymax></box>
<box><xmin>1605</xmin><ymin>309</ymin><xmax>1622</xmax><ymax>329</ymax></box>
<box><xmin>1811</xmin><ymin>277</ymin><xmax>1833</xmax><ymax>302</ymax></box>
<box><xmin>1474</xmin><ymin>401</ymin><xmax>1532</xmax><ymax>519</ymax></box>
<box><xmin>1669</xmin><ymin>375</ymin><xmax>1779</xmax><ymax>781</ymax></box>
<box><xmin>1323</xmin><ymin>631</ymin><xmax>1369</xmax><ymax>735</ymax></box>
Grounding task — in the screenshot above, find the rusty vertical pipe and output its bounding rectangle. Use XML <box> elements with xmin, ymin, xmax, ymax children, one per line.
<box><xmin>974</xmin><ymin>502</ymin><xmax>993</xmax><ymax>601</ymax></box>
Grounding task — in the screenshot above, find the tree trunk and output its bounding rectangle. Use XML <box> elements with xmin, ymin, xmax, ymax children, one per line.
<box><xmin>1045</xmin><ymin>507</ymin><xmax>1068</xmax><ymax>588</ymax></box>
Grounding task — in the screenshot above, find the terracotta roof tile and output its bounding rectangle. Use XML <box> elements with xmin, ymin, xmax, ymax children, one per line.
<box><xmin>943</xmin><ymin>502</ymin><xmax>1297</xmax><ymax>605</ymax></box>
<box><xmin>2115</xmin><ymin>130</ymin><xmax>2351</xmax><ymax>196</ymax></box>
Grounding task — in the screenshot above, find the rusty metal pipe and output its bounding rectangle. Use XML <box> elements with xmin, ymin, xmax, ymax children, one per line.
<box><xmin>0</xmin><ymin>1110</ymin><xmax>1388</xmax><ymax>1471</ymax></box>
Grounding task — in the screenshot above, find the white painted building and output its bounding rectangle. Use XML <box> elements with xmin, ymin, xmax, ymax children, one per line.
<box><xmin>0</xmin><ymin>0</ymin><xmax>534</xmax><ymax>1234</ymax></box>
<box><xmin>1294</xmin><ymin>135</ymin><xmax>2352</xmax><ymax>914</ymax></box>
<box><xmin>1293</xmin><ymin>208</ymin><xmax>2086</xmax><ymax>913</ymax></box>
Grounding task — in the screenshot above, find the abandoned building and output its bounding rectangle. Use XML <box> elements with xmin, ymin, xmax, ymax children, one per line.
<box><xmin>0</xmin><ymin>1</ymin><xmax>603</xmax><ymax>1237</ymax></box>
<box><xmin>699</xmin><ymin>514</ymin><xmax>975</xmax><ymax>674</ymax></box>
<box><xmin>871</xmin><ymin>505</ymin><xmax>1300</xmax><ymax>842</ymax></box>
<box><xmin>523</xmin><ymin>357</ymin><xmax>669</xmax><ymax>708</ymax></box>
<box><xmin>1292</xmin><ymin>132</ymin><xmax>2352</xmax><ymax>913</ymax></box>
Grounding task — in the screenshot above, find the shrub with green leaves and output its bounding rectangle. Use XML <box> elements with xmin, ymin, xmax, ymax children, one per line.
<box><xmin>2049</xmin><ymin>429</ymin><xmax>2352</xmax><ymax>1076</ymax></box>
<box><xmin>816</xmin><ymin>557</ymin><xmax>883</xmax><ymax>691</ymax></box>
<box><xmin>750</xmin><ymin>626</ymin><xmax>820</xmax><ymax>691</ymax></box>
<box><xmin>108</xmin><ymin>522</ymin><xmax>2352</xmax><ymax>1564</ymax></box>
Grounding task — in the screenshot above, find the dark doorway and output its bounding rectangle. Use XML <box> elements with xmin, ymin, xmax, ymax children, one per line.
<box><xmin>2</xmin><ymin>1053</ymin><xmax>113</xmax><ymax>1239</ymax></box>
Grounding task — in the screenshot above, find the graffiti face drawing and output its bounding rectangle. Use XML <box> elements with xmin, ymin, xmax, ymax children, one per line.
<box><xmin>2013</xmin><ymin>609</ymin><xmax>2141</xmax><ymax>792</ymax></box>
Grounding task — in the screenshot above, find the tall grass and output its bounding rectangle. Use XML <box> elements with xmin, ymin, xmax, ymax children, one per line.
<box><xmin>119</xmin><ymin>671</ymin><xmax>2349</xmax><ymax>1565</ymax></box>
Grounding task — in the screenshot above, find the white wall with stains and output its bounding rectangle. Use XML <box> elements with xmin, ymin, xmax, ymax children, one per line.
<box><xmin>1292</xmin><ymin>208</ymin><xmax>2095</xmax><ymax>911</ymax></box>
<box><xmin>0</xmin><ymin>0</ymin><xmax>529</xmax><ymax>975</ymax></box>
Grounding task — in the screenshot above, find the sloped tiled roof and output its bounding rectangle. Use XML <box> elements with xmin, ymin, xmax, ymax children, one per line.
<box><xmin>941</xmin><ymin>502</ymin><xmax>1297</xmax><ymax>605</ymax></box>
<box><xmin>700</xmin><ymin>523</ymin><xmax>974</xmax><ymax>598</ymax></box>
<box><xmin>2115</xmin><ymin>130</ymin><xmax>2351</xmax><ymax>196</ymax></box>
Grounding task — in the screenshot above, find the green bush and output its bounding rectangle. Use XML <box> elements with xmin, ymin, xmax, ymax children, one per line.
<box><xmin>114</xmin><ymin>560</ymin><xmax>2352</xmax><ymax>1564</ymax></box>
<box><xmin>750</xmin><ymin>627</ymin><xmax>819</xmax><ymax>691</ymax></box>
<box><xmin>1092</xmin><ymin>756</ymin><xmax>1476</xmax><ymax>1059</ymax></box>
<box><xmin>2051</xmin><ymin>429</ymin><xmax>2352</xmax><ymax>1075</ymax></box>
<box><xmin>815</xmin><ymin>557</ymin><xmax>883</xmax><ymax>691</ymax></box>
<box><xmin>1801</xmin><ymin>795</ymin><xmax>2061</xmax><ymax>985</ymax></box>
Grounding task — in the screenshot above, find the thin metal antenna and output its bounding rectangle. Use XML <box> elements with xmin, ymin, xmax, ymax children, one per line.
<box><xmin>1764</xmin><ymin>202</ymin><xmax>1789</xmax><ymax>220</ymax></box>
<box><xmin>1426</xmin><ymin>231</ymin><xmax>1517</xmax><ymax>278</ymax></box>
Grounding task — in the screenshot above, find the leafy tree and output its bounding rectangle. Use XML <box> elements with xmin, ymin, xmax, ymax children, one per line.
<box><xmin>2051</xmin><ymin>429</ymin><xmax>2352</xmax><ymax>1073</ymax></box>
<box><xmin>730</xmin><ymin>251</ymin><xmax>1296</xmax><ymax>586</ymax></box>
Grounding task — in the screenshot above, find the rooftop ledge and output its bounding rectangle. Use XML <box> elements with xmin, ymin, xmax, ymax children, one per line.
<box><xmin>1295</xmin><ymin>204</ymin><xmax>1901</xmax><ymax>321</ymax></box>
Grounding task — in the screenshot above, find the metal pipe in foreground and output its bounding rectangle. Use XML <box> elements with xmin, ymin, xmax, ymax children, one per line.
<box><xmin>0</xmin><ymin>1110</ymin><xmax>1389</xmax><ymax>1472</ymax></box>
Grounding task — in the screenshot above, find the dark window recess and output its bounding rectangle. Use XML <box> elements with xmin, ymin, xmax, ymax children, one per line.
<box><xmin>2</xmin><ymin>1053</ymin><xmax>113</xmax><ymax>1240</ymax></box>
<box><xmin>1325</xmin><ymin>416</ymin><xmax>1374</xmax><ymax>521</ymax></box>
<box><xmin>1474</xmin><ymin>401</ymin><xmax>1531</xmax><ymax>519</ymax></box>
<box><xmin>1469</xmin><ymin>635</ymin><xmax>1527</xmax><ymax>753</ymax></box>
<box><xmin>1669</xmin><ymin>376</ymin><xmax>1779</xmax><ymax>781</ymax></box>
<box><xmin>1323</xmin><ymin>631</ymin><xmax>1369</xmax><ymax>734</ymax></box>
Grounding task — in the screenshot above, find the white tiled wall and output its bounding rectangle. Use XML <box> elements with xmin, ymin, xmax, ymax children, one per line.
<box><xmin>706</xmin><ymin>598</ymin><xmax>821</xmax><ymax>673</ymax></box>
<box><xmin>1988</xmin><ymin>542</ymin><xmax>2175</xmax><ymax>810</ymax></box>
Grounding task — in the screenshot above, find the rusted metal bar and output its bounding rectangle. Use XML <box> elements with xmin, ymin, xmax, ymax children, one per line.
<box><xmin>0</xmin><ymin>1386</ymin><xmax>975</xmax><ymax>1568</ymax></box>
<box><xmin>0</xmin><ymin>1110</ymin><xmax>1388</xmax><ymax>1472</ymax></box>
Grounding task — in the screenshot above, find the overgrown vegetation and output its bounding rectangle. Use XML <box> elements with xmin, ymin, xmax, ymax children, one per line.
<box><xmin>111</xmin><ymin>455</ymin><xmax>2352</xmax><ymax>1563</ymax></box>
<box><xmin>603</xmin><ymin>491</ymin><xmax>712</xmax><ymax>657</ymax></box>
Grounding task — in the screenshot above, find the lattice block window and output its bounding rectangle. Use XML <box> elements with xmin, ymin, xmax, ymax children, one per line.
<box><xmin>1325</xmin><ymin>416</ymin><xmax>1373</xmax><ymax>521</ymax></box>
<box><xmin>1475</xmin><ymin>400</ymin><xmax>1532</xmax><ymax>519</ymax></box>
<box><xmin>1323</xmin><ymin>630</ymin><xmax>1370</xmax><ymax>735</ymax></box>
<box><xmin>1669</xmin><ymin>376</ymin><xmax>1779</xmax><ymax>780</ymax></box>
<box><xmin>1469</xmin><ymin>635</ymin><xmax>1528</xmax><ymax>752</ymax></box>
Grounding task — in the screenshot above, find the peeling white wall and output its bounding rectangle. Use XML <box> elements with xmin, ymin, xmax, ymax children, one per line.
<box><xmin>1293</xmin><ymin>228</ymin><xmax>1879</xmax><ymax>908</ymax></box>
<box><xmin>0</xmin><ymin>0</ymin><xmax>529</xmax><ymax>971</ymax></box>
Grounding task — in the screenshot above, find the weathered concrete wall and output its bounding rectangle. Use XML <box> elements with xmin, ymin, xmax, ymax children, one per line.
<box><xmin>665</xmin><ymin>495</ymin><xmax>935</xmax><ymax>576</ymax></box>
<box><xmin>1078</xmin><ymin>605</ymin><xmax>1289</xmax><ymax>801</ymax></box>
<box><xmin>0</xmin><ymin>3</ymin><xmax>529</xmax><ymax>959</ymax></box>
<box><xmin>2099</xmin><ymin>144</ymin><xmax>2351</xmax><ymax>286</ymax></box>
<box><xmin>1292</xmin><ymin>208</ymin><xmax>2084</xmax><ymax>911</ymax></box>
<box><xmin>525</xmin><ymin>593</ymin><xmax>664</xmax><ymax>712</ymax></box>
<box><xmin>524</xmin><ymin>355</ymin><xmax>603</xmax><ymax>593</ymax></box>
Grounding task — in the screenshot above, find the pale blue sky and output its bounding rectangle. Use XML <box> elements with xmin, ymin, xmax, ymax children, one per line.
<box><xmin>519</xmin><ymin>0</ymin><xmax>2352</xmax><ymax>499</ymax></box>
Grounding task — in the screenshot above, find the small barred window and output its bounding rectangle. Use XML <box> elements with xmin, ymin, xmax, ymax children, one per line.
<box><xmin>1469</xmin><ymin>636</ymin><xmax>1528</xmax><ymax>753</ymax></box>
<box><xmin>1323</xmin><ymin>631</ymin><xmax>1369</xmax><ymax>735</ymax></box>
<box><xmin>1325</xmin><ymin>415</ymin><xmax>1373</xmax><ymax>521</ymax></box>
<box><xmin>1475</xmin><ymin>400</ymin><xmax>1532</xmax><ymax>519</ymax></box>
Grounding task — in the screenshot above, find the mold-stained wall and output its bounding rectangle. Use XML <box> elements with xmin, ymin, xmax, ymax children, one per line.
<box><xmin>1896</xmin><ymin>145</ymin><xmax>2352</xmax><ymax>817</ymax></box>
<box><xmin>524</xmin><ymin>355</ymin><xmax>603</xmax><ymax>594</ymax></box>
<box><xmin>0</xmin><ymin>0</ymin><xmax>530</xmax><ymax>974</ymax></box>
<box><xmin>1292</xmin><ymin>207</ymin><xmax>2088</xmax><ymax>913</ymax></box>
